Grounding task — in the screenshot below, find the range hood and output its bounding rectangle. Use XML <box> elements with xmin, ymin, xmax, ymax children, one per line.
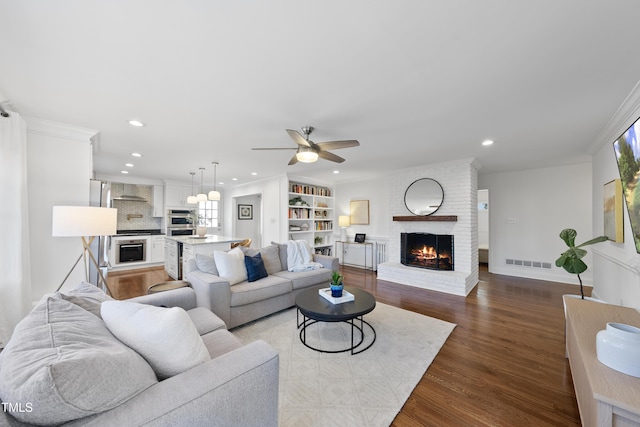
<box><xmin>112</xmin><ymin>184</ymin><xmax>148</xmax><ymax>202</ymax></box>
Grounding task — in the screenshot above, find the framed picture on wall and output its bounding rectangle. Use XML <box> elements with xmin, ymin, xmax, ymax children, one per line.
<box><xmin>350</xmin><ymin>200</ymin><xmax>370</xmax><ymax>224</ymax></box>
<box><xmin>604</xmin><ymin>179</ymin><xmax>623</xmax><ymax>243</ymax></box>
<box><xmin>238</xmin><ymin>204</ymin><xmax>253</xmax><ymax>220</ymax></box>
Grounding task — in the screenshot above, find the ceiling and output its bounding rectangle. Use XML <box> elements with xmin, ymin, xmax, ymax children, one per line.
<box><xmin>2</xmin><ymin>1</ymin><xmax>640</xmax><ymax>188</ymax></box>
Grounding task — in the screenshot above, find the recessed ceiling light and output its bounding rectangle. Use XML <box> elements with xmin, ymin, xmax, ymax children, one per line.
<box><xmin>482</xmin><ymin>139</ymin><xmax>494</xmax><ymax>146</ymax></box>
<box><xmin>333</xmin><ymin>170</ymin><xmax>340</xmax><ymax>174</ymax></box>
<box><xmin>125</xmin><ymin>163</ymin><xmax>134</xmax><ymax>167</ymax></box>
<box><xmin>128</xmin><ymin>120</ymin><xmax>145</xmax><ymax>127</ymax></box>
<box><xmin>232</xmin><ymin>178</ymin><xmax>238</xmax><ymax>181</ymax></box>
<box><xmin>131</xmin><ymin>152</ymin><xmax>143</xmax><ymax>157</ymax></box>
<box><xmin>251</xmin><ymin>172</ymin><xmax>258</xmax><ymax>176</ymax></box>
<box><xmin>219</xmin><ymin>182</ymin><xmax>224</xmax><ymax>185</ymax></box>
<box><xmin>120</xmin><ymin>170</ymin><xmax>129</xmax><ymax>174</ymax></box>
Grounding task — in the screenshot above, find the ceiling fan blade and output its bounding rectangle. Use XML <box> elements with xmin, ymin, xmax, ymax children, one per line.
<box><xmin>251</xmin><ymin>147</ymin><xmax>297</xmax><ymax>150</ymax></box>
<box><xmin>286</xmin><ymin>129</ymin><xmax>311</xmax><ymax>147</ymax></box>
<box><xmin>317</xmin><ymin>150</ymin><xmax>345</xmax><ymax>163</ymax></box>
<box><xmin>315</xmin><ymin>140</ymin><xmax>360</xmax><ymax>150</ymax></box>
<box><xmin>288</xmin><ymin>153</ymin><xmax>299</xmax><ymax>165</ymax></box>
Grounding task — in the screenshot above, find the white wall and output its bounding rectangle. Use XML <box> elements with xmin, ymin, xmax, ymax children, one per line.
<box><xmin>478</xmin><ymin>162</ymin><xmax>593</xmax><ymax>285</ymax></box>
<box><xmin>590</xmin><ymin>80</ymin><xmax>640</xmax><ymax>307</ymax></box>
<box><xmin>26</xmin><ymin>118</ymin><xmax>96</xmax><ymax>301</ymax></box>
<box><xmin>334</xmin><ymin>176</ymin><xmax>390</xmax><ymax>242</ymax></box>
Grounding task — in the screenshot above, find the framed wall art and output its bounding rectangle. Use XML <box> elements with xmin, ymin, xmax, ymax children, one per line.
<box><xmin>350</xmin><ymin>200</ymin><xmax>369</xmax><ymax>225</ymax></box>
<box><xmin>603</xmin><ymin>179</ymin><xmax>623</xmax><ymax>243</ymax></box>
<box><xmin>238</xmin><ymin>204</ymin><xmax>253</xmax><ymax>220</ymax></box>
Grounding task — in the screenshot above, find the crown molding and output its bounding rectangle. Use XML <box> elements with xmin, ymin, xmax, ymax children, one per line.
<box><xmin>24</xmin><ymin>116</ymin><xmax>99</xmax><ymax>143</ymax></box>
<box><xmin>588</xmin><ymin>79</ymin><xmax>640</xmax><ymax>155</ymax></box>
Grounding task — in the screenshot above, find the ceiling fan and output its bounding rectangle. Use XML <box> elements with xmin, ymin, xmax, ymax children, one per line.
<box><xmin>252</xmin><ymin>126</ymin><xmax>360</xmax><ymax>165</ymax></box>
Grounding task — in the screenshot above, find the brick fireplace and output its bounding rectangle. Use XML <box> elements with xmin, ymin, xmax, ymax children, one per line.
<box><xmin>377</xmin><ymin>158</ymin><xmax>479</xmax><ymax>296</ymax></box>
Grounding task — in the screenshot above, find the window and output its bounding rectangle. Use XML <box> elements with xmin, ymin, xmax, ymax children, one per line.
<box><xmin>198</xmin><ymin>200</ymin><xmax>219</xmax><ymax>228</ymax></box>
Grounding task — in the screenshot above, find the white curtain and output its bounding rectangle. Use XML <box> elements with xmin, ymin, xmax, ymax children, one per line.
<box><xmin>0</xmin><ymin>111</ymin><xmax>31</xmax><ymax>348</ymax></box>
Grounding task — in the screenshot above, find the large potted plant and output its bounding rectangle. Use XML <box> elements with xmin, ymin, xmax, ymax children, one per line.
<box><xmin>555</xmin><ymin>228</ymin><xmax>607</xmax><ymax>299</ymax></box>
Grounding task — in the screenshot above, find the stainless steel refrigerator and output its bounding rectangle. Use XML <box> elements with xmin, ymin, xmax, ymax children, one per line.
<box><xmin>89</xmin><ymin>179</ymin><xmax>112</xmax><ymax>290</ymax></box>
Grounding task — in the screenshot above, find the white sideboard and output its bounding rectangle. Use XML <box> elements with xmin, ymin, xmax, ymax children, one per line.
<box><xmin>564</xmin><ymin>296</ymin><xmax>640</xmax><ymax>426</ymax></box>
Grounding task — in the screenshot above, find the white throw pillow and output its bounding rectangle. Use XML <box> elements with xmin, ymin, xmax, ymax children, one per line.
<box><xmin>101</xmin><ymin>301</ymin><xmax>210</xmax><ymax>380</ymax></box>
<box><xmin>213</xmin><ymin>247</ymin><xmax>248</xmax><ymax>285</ymax></box>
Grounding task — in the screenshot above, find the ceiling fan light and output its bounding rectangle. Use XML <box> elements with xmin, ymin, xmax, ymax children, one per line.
<box><xmin>208</xmin><ymin>190</ymin><xmax>221</xmax><ymax>201</ymax></box>
<box><xmin>296</xmin><ymin>147</ymin><xmax>318</xmax><ymax>163</ymax></box>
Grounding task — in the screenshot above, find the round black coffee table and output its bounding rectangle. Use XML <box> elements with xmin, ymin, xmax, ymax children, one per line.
<box><xmin>295</xmin><ymin>286</ymin><xmax>376</xmax><ymax>355</ymax></box>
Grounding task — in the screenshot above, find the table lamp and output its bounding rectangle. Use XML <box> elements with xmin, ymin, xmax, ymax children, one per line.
<box><xmin>52</xmin><ymin>206</ymin><xmax>117</xmax><ymax>294</ymax></box>
<box><xmin>338</xmin><ymin>215</ymin><xmax>350</xmax><ymax>242</ymax></box>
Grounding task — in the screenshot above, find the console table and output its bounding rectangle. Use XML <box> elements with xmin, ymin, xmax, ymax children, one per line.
<box><xmin>335</xmin><ymin>241</ymin><xmax>374</xmax><ymax>271</ymax></box>
<box><xmin>564</xmin><ymin>296</ymin><xmax>640</xmax><ymax>426</ymax></box>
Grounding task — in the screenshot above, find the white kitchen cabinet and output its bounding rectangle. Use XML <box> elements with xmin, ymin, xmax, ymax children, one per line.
<box><xmin>151</xmin><ymin>236</ymin><xmax>165</xmax><ymax>263</ymax></box>
<box><xmin>164</xmin><ymin>239</ymin><xmax>179</xmax><ymax>279</ymax></box>
<box><xmin>165</xmin><ymin>184</ymin><xmax>196</xmax><ymax>207</ymax></box>
<box><xmin>152</xmin><ymin>185</ymin><xmax>164</xmax><ymax>217</ymax></box>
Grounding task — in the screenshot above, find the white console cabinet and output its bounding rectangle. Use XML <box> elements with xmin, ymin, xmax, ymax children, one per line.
<box><xmin>564</xmin><ymin>296</ymin><xmax>640</xmax><ymax>426</ymax></box>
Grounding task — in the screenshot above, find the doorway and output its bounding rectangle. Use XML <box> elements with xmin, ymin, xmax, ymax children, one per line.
<box><xmin>233</xmin><ymin>193</ymin><xmax>262</xmax><ymax>248</ymax></box>
<box><xmin>478</xmin><ymin>189</ymin><xmax>489</xmax><ymax>267</ymax></box>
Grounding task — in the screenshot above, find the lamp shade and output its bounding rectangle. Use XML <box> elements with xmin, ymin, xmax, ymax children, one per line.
<box><xmin>338</xmin><ymin>215</ymin><xmax>350</xmax><ymax>227</ymax></box>
<box><xmin>52</xmin><ymin>206</ymin><xmax>117</xmax><ymax>237</ymax></box>
<box><xmin>208</xmin><ymin>190</ymin><xmax>221</xmax><ymax>201</ymax></box>
<box><xmin>196</xmin><ymin>193</ymin><xmax>208</xmax><ymax>202</ymax></box>
<box><xmin>186</xmin><ymin>195</ymin><xmax>197</xmax><ymax>204</ymax></box>
<box><xmin>296</xmin><ymin>147</ymin><xmax>318</xmax><ymax>163</ymax></box>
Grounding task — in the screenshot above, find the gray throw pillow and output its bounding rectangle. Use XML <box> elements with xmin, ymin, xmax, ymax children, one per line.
<box><xmin>271</xmin><ymin>241</ymin><xmax>288</xmax><ymax>271</ymax></box>
<box><xmin>0</xmin><ymin>297</ymin><xmax>157</xmax><ymax>425</ymax></box>
<box><xmin>259</xmin><ymin>244</ymin><xmax>282</xmax><ymax>274</ymax></box>
<box><xmin>195</xmin><ymin>253</ymin><xmax>219</xmax><ymax>276</ymax></box>
<box><xmin>56</xmin><ymin>281</ymin><xmax>114</xmax><ymax>318</ymax></box>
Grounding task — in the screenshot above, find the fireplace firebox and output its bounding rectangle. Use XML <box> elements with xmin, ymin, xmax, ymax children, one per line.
<box><xmin>401</xmin><ymin>232</ymin><xmax>454</xmax><ymax>271</ymax></box>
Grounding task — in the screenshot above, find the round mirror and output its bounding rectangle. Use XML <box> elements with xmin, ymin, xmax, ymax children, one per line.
<box><xmin>404</xmin><ymin>178</ymin><xmax>444</xmax><ymax>216</ymax></box>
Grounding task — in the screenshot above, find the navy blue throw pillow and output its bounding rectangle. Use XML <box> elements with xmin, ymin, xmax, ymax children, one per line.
<box><xmin>244</xmin><ymin>252</ymin><xmax>268</xmax><ymax>282</ymax></box>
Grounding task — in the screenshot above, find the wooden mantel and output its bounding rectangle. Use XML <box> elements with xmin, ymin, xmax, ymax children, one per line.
<box><xmin>393</xmin><ymin>215</ymin><xmax>457</xmax><ymax>222</ymax></box>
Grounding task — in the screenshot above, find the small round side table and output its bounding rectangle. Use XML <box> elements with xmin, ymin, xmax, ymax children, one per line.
<box><xmin>147</xmin><ymin>280</ymin><xmax>189</xmax><ymax>294</ymax></box>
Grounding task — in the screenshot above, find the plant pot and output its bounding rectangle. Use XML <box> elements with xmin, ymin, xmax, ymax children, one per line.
<box><xmin>330</xmin><ymin>283</ymin><xmax>343</xmax><ymax>298</ymax></box>
<box><xmin>597</xmin><ymin>322</ymin><xmax>640</xmax><ymax>377</ymax></box>
<box><xmin>196</xmin><ymin>226</ymin><xmax>207</xmax><ymax>237</ymax></box>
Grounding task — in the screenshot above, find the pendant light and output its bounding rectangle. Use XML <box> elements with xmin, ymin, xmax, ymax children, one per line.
<box><xmin>196</xmin><ymin>167</ymin><xmax>207</xmax><ymax>202</ymax></box>
<box><xmin>208</xmin><ymin>161</ymin><xmax>221</xmax><ymax>201</ymax></box>
<box><xmin>186</xmin><ymin>172</ymin><xmax>197</xmax><ymax>204</ymax></box>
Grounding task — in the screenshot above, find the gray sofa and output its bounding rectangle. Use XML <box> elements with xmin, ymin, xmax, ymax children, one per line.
<box><xmin>186</xmin><ymin>242</ymin><xmax>339</xmax><ymax>329</ymax></box>
<box><xmin>0</xmin><ymin>284</ymin><xmax>279</xmax><ymax>427</ymax></box>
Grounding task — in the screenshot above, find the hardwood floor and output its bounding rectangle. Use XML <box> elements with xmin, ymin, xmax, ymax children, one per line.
<box><xmin>108</xmin><ymin>264</ymin><xmax>581</xmax><ymax>426</ymax></box>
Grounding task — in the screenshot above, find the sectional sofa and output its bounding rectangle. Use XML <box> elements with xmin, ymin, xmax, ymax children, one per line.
<box><xmin>185</xmin><ymin>242</ymin><xmax>339</xmax><ymax>328</ymax></box>
<box><xmin>0</xmin><ymin>283</ymin><xmax>278</xmax><ymax>426</ymax></box>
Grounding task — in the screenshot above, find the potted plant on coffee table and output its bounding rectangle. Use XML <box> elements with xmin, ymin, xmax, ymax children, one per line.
<box><xmin>555</xmin><ymin>228</ymin><xmax>607</xmax><ymax>299</ymax></box>
<box><xmin>330</xmin><ymin>270</ymin><xmax>344</xmax><ymax>297</ymax></box>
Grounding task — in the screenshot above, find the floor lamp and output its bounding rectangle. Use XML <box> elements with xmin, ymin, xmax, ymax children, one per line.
<box><xmin>52</xmin><ymin>206</ymin><xmax>117</xmax><ymax>294</ymax></box>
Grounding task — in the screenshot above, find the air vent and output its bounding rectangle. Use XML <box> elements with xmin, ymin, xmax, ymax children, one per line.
<box><xmin>506</xmin><ymin>259</ymin><xmax>552</xmax><ymax>269</ymax></box>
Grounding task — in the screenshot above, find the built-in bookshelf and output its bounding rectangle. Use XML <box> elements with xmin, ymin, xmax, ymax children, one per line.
<box><xmin>288</xmin><ymin>181</ymin><xmax>334</xmax><ymax>255</ymax></box>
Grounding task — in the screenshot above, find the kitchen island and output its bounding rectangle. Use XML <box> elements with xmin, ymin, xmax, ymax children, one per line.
<box><xmin>164</xmin><ymin>235</ymin><xmax>244</xmax><ymax>280</ymax></box>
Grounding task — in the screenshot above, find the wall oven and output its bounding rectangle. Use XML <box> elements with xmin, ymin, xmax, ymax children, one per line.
<box><xmin>167</xmin><ymin>228</ymin><xmax>195</xmax><ymax>236</ymax></box>
<box><xmin>115</xmin><ymin>238</ymin><xmax>147</xmax><ymax>265</ymax></box>
<box><xmin>167</xmin><ymin>209</ymin><xmax>195</xmax><ymax>236</ymax></box>
<box><xmin>167</xmin><ymin>209</ymin><xmax>194</xmax><ymax>228</ymax></box>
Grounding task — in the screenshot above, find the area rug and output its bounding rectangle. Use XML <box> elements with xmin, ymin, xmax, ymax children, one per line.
<box><xmin>233</xmin><ymin>302</ymin><xmax>456</xmax><ymax>427</ymax></box>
